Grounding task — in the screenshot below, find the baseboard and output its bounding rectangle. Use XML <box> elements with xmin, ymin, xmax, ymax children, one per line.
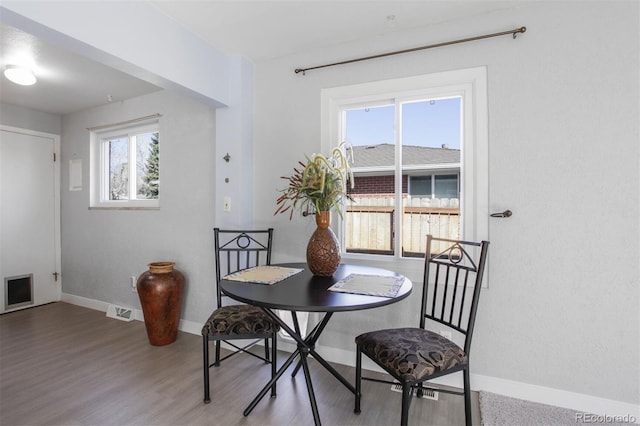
<box><xmin>62</xmin><ymin>293</ymin><xmax>110</xmax><ymax>313</ymax></box>
<box><xmin>178</xmin><ymin>317</ymin><xmax>203</xmax><ymax>335</ymax></box>
<box><xmin>62</xmin><ymin>293</ymin><xmax>639</xmax><ymax>420</ymax></box>
<box><xmin>59</xmin><ymin>293</ymin><xmax>271</xmax><ymax>353</ymax></box>
<box><xmin>472</xmin><ymin>375</ymin><xmax>640</xmax><ymax>421</ymax></box>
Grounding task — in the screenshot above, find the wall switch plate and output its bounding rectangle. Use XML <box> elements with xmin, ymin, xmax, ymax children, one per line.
<box><xmin>223</xmin><ymin>196</ymin><xmax>231</xmax><ymax>212</ymax></box>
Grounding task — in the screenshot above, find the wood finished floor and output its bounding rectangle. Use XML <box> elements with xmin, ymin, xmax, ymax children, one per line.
<box><xmin>0</xmin><ymin>302</ymin><xmax>480</xmax><ymax>425</ymax></box>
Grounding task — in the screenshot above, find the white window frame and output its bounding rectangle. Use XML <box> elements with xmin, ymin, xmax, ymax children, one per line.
<box><xmin>321</xmin><ymin>67</ymin><xmax>488</xmax><ymax>269</ymax></box>
<box><xmin>89</xmin><ymin>118</ymin><xmax>160</xmax><ymax>209</ymax></box>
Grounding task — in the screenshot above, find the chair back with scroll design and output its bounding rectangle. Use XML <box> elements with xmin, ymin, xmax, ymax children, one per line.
<box><xmin>422</xmin><ymin>235</ymin><xmax>489</xmax><ymax>358</ymax></box>
<box><xmin>354</xmin><ymin>235</ymin><xmax>489</xmax><ymax>426</ymax></box>
<box><xmin>214</xmin><ymin>228</ymin><xmax>273</xmax><ymax>308</ymax></box>
<box><xmin>202</xmin><ymin>228</ymin><xmax>279</xmax><ymax>404</ymax></box>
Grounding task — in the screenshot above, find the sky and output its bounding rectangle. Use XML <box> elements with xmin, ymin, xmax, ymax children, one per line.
<box><xmin>344</xmin><ymin>96</ymin><xmax>461</xmax><ymax>149</ymax></box>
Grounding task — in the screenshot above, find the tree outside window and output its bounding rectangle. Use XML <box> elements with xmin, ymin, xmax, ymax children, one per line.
<box><xmin>139</xmin><ymin>133</ymin><xmax>159</xmax><ymax>199</ymax></box>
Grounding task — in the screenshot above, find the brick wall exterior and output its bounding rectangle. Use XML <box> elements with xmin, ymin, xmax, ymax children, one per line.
<box><xmin>348</xmin><ymin>175</ymin><xmax>408</xmax><ymax>196</ymax></box>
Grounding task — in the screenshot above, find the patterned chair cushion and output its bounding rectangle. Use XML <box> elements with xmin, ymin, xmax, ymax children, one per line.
<box><xmin>356</xmin><ymin>327</ymin><xmax>467</xmax><ymax>383</ymax></box>
<box><xmin>201</xmin><ymin>305</ymin><xmax>280</xmax><ymax>336</ymax></box>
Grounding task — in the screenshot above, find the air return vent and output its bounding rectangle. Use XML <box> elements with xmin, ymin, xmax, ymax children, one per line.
<box><xmin>106</xmin><ymin>304</ymin><xmax>134</xmax><ymax>322</ymax></box>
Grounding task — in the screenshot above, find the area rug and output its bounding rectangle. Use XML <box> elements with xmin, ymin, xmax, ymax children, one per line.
<box><xmin>478</xmin><ymin>391</ymin><xmax>631</xmax><ymax>426</ymax></box>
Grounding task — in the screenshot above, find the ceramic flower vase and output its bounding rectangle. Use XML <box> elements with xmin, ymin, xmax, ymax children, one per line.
<box><xmin>136</xmin><ymin>261</ymin><xmax>186</xmax><ymax>346</ymax></box>
<box><xmin>306</xmin><ymin>211</ymin><xmax>340</xmax><ymax>276</ymax></box>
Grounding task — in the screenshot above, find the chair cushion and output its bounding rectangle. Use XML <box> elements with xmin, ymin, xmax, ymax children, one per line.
<box><xmin>201</xmin><ymin>305</ymin><xmax>280</xmax><ymax>336</ymax></box>
<box><xmin>356</xmin><ymin>327</ymin><xmax>467</xmax><ymax>383</ymax></box>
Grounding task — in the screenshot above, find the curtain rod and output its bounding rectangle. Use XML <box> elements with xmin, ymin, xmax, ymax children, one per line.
<box><xmin>87</xmin><ymin>113</ymin><xmax>162</xmax><ymax>132</ymax></box>
<box><xmin>294</xmin><ymin>26</ymin><xmax>526</xmax><ymax>75</ymax></box>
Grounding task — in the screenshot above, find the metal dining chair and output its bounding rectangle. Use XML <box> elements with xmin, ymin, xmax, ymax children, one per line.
<box><xmin>202</xmin><ymin>228</ymin><xmax>280</xmax><ymax>403</ymax></box>
<box><xmin>354</xmin><ymin>235</ymin><xmax>489</xmax><ymax>426</ymax></box>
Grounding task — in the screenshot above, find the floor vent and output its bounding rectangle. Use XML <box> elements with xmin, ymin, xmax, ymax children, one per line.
<box><xmin>106</xmin><ymin>304</ymin><xmax>134</xmax><ymax>322</ymax></box>
<box><xmin>390</xmin><ymin>383</ymin><xmax>439</xmax><ymax>400</ymax></box>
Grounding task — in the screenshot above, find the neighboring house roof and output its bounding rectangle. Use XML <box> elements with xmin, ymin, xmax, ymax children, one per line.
<box><xmin>350</xmin><ymin>143</ymin><xmax>460</xmax><ymax>168</ymax></box>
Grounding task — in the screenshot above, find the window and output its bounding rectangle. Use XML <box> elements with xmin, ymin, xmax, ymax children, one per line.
<box><xmin>321</xmin><ymin>67</ymin><xmax>488</xmax><ymax>259</ymax></box>
<box><xmin>90</xmin><ymin>118</ymin><xmax>160</xmax><ymax>208</ymax></box>
<box><xmin>409</xmin><ymin>174</ymin><xmax>459</xmax><ymax>198</ymax></box>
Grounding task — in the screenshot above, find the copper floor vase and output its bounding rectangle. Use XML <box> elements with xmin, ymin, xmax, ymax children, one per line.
<box><xmin>136</xmin><ymin>261</ymin><xmax>186</xmax><ymax>346</ymax></box>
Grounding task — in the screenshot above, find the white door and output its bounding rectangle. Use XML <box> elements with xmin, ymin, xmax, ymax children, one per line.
<box><xmin>0</xmin><ymin>127</ymin><xmax>61</xmax><ymax>313</ymax></box>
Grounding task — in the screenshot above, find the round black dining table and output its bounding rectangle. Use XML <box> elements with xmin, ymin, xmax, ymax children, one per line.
<box><xmin>220</xmin><ymin>262</ymin><xmax>412</xmax><ymax>426</ymax></box>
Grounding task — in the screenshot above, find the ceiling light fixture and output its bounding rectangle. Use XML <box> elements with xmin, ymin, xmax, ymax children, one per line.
<box><xmin>4</xmin><ymin>65</ymin><xmax>37</xmax><ymax>86</ymax></box>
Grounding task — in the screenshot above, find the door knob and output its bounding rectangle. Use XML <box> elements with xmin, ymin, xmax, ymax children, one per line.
<box><xmin>490</xmin><ymin>210</ymin><xmax>512</xmax><ymax>218</ymax></box>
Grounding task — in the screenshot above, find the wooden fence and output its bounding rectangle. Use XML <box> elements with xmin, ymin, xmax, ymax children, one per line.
<box><xmin>345</xmin><ymin>196</ymin><xmax>460</xmax><ymax>256</ymax></box>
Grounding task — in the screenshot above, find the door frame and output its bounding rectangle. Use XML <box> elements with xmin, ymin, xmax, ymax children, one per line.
<box><xmin>0</xmin><ymin>125</ymin><xmax>62</xmax><ymax>311</ymax></box>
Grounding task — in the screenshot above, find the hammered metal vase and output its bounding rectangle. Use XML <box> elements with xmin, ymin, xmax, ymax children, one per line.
<box><xmin>136</xmin><ymin>261</ymin><xmax>186</xmax><ymax>346</ymax></box>
<box><xmin>306</xmin><ymin>211</ymin><xmax>341</xmax><ymax>276</ymax></box>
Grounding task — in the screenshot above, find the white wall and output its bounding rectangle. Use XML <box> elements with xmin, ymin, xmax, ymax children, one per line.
<box><xmin>214</xmin><ymin>55</ymin><xmax>256</xmax><ymax>228</ymax></box>
<box><xmin>61</xmin><ymin>90</ymin><xmax>218</xmax><ymax>324</ymax></box>
<box><xmin>0</xmin><ymin>103</ymin><xmax>61</xmax><ymax>134</ymax></box>
<box><xmin>254</xmin><ymin>0</ymin><xmax>639</xmax><ymax>409</ymax></box>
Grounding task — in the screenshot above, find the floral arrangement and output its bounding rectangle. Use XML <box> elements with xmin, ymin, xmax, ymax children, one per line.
<box><xmin>275</xmin><ymin>142</ymin><xmax>354</xmax><ymax>220</ymax></box>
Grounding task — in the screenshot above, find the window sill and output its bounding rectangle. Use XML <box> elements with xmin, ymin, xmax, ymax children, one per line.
<box><xmin>88</xmin><ymin>206</ymin><xmax>160</xmax><ymax>211</ymax></box>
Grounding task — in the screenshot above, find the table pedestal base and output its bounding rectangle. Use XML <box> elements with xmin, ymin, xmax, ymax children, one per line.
<box><xmin>243</xmin><ymin>310</ymin><xmax>356</xmax><ymax>426</ymax></box>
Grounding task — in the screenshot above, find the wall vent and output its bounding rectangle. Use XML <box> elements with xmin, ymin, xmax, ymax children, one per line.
<box><xmin>106</xmin><ymin>304</ymin><xmax>134</xmax><ymax>322</ymax></box>
<box><xmin>390</xmin><ymin>383</ymin><xmax>439</xmax><ymax>400</ymax></box>
<box><xmin>4</xmin><ymin>274</ymin><xmax>34</xmax><ymax>310</ymax></box>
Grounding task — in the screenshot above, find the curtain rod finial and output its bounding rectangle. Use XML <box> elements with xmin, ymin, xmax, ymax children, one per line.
<box><xmin>513</xmin><ymin>26</ymin><xmax>527</xmax><ymax>38</ymax></box>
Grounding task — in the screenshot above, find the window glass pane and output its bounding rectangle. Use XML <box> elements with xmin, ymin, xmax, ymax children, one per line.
<box><xmin>434</xmin><ymin>174</ymin><xmax>458</xmax><ymax>199</ymax></box>
<box><xmin>136</xmin><ymin>132</ymin><xmax>159</xmax><ymax>199</ymax></box>
<box><xmin>401</xmin><ymin>98</ymin><xmax>461</xmax><ymax>257</ymax></box>
<box><xmin>402</xmin><ymin>98</ymin><xmax>461</xmax><ymax>149</ymax></box>
<box><xmin>345</xmin><ymin>105</ymin><xmax>394</xmax><ymax>166</ymax></box>
<box><xmin>108</xmin><ymin>137</ymin><xmax>129</xmax><ymax>200</ymax></box>
<box><xmin>345</xmin><ymin>105</ymin><xmax>395</xmax><ymax>255</ymax></box>
<box><xmin>409</xmin><ymin>175</ymin><xmax>432</xmax><ymax>196</ymax></box>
